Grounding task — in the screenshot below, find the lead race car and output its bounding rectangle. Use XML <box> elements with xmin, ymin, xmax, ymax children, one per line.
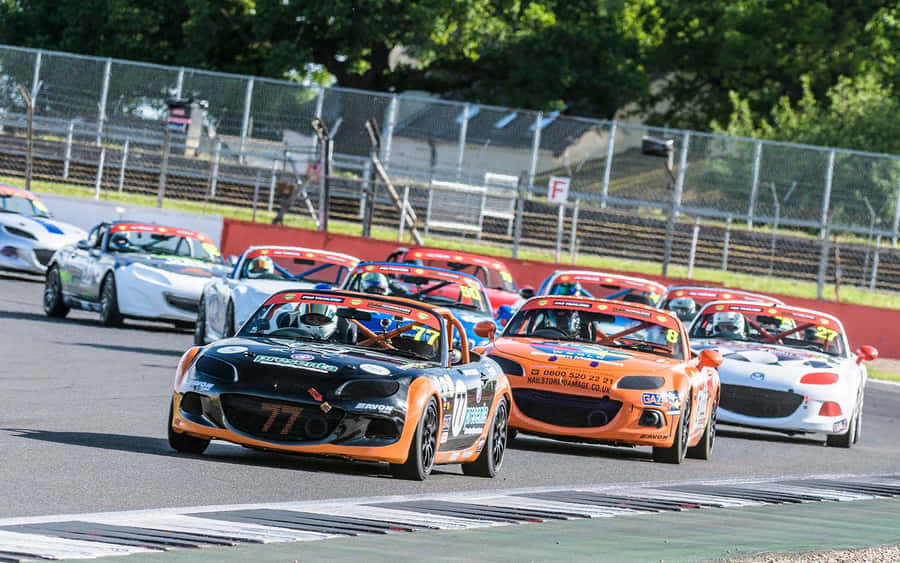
<box><xmin>342</xmin><ymin>262</ymin><xmax>499</xmax><ymax>348</ymax></box>
<box><xmin>536</xmin><ymin>270</ymin><xmax>668</xmax><ymax>307</ymax></box>
<box><xmin>659</xmin><ymin>286</ymin><xmax>785</xmax><ymax>323</ymax></box>
<box><xmin>43</xmin><ymin>221</ymin><xmax>226</xmax><ymax>327</ymax></box>
<box><xmin>0</xmin><ymin>184</ymin><xmax>85</xmax><ymax>274</ymax></box>
<box><xmin>688</xmin><ymin>301</ymin><xmax>878</xmax><ymax>447</ymax></box>
<box><xmin>480</xmin><ymin>296</ymin><xmax>722</xmax><ymax>463</ymax></box>
<box><xmin>196</xmin><ymin>246</ymin><xmax>360</xmax><ymax>345</ymax></box>
<box><xmin>169</xmin><ymin>289</ymin><xmax>512</xmax><ymax>479</ymax></box>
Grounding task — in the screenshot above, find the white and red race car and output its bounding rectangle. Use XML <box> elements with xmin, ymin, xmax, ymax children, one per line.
<box><xmin>688</xmin><ymin>301</ymin><xmax>878</xmax><ymax>447</ymax></box>
<box><xmin>194</xmin><ymin>245</ymin><xmax>359</xmax><ymax>344</ymax></box>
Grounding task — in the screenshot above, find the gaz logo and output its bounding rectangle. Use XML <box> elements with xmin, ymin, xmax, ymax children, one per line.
<box><xmin>641</xmin><ymin>392</ymin><xmax>665</xmax><ymax>407</ymax></box>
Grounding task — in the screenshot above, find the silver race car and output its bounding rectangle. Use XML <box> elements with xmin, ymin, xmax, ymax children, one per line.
<box><xmin>0</xmin><ymin>184</ymin><xmax>85</xmax><ymax>274</ymax></box>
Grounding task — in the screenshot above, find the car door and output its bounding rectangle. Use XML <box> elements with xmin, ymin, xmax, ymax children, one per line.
<box><xmin>64</xmin><ymin>224</ymin><xmax>105</xmax><ymax>297</ymax></box>
<box><xmin>441</xmin><ymin>325</ymin><xmax>496</xmax><ymax>452</ymax></box>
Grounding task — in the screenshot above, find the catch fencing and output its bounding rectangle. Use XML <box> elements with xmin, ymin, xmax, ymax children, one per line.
<box><xmin>1</xmin><ymin>43</ymin><xmax>899</xmax><ymax>294</ymax></box>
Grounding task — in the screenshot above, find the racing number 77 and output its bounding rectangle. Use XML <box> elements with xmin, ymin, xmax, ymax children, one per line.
<box><xmin>260</xmin><ymin>402</ymin><xmax>304</xmax><ymax>435</ymax></box>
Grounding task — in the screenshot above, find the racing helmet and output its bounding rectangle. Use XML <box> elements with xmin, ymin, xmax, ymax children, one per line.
<box><xmin>296</xmin><ymin>303</ymin><xmax>338</xmax><ymax>340</ymax></box>
<box><xmin>110</xmin><ymin>233</ymin><xmax>130</xmax><ymax>250</ymax></box>
<box><xmin>552</xmin><ymin>281</ymin><xmax>582</xmax><ymax>296</ymax></box>
<box><xmin>711</xmin><ymin>311</ymin><xmax>746</xmax><ymax>339</ymax></box>
<box><xmin>551</xmin><ymin>308</ymin><xmax>582</xmax><ymax>337</ymax></box>
<box><xmin>668</xmin><ymin>297</ymin><xmax>698</xmax><ymax>321</ymax></box>
<box><xmin>361</xmin><ymin>272</ymin><xmax>389</xmax><ymax>295</ymax></box>
<box><xmin>247</xmin><ymin>256</ymin><xmax>274</xmax><ymax>277</ymax></box>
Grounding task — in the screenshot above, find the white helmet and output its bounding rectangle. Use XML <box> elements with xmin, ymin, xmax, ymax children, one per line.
<box><xmin>711</xmin><ymin>311</ymin><xmax>745</xmax><ymax>338</ymax></box>
<box><xmin>668</xmin><ymin>297</ymin><xmax>698</xmax><ymax>321</ymax></box>
<box><xmin>296</xmin><ymin>303</ymin><xmax>337</xmax><ymax>340</ymax></box>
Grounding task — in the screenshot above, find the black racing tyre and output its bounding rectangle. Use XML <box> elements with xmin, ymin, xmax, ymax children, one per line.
<box><xmin>167</xmin><ymin>400</ymin><xmax>210</xmax><ymax>454</ymax></box>
<box><xmin>826</xmin><ymin>405</ymin><xmax>857</xmax><ymax>449</ymax></box>
<box><xmin>507</xmin><ymin>428</ymin><xmax>518</xmax><ymax>443</ymax></box>
<box><xmin>43</xmin><ymin>265</ymin><xmax>69</xmax><ymax>318</ymax></box>
<box><xmin>391</xmin><ymin>397</ymin><xmax>438</xmax><ymax>480</ymax></box>
<box><xmin>853</xmin><ymin>398</ymin><xmax>863</xmax><ymax>444</ymax></box>
<box><xmin>463</xmin><ymin>397</ymin><xmax>509</xmax><ymax>477</ymax></box>
<box><xmin>687</xmin><ymin>400</ymin><xmax>716</xmax><ymax>460</ymax></box>
<box><xmin>193</xmin><ymin>296</ymin><xmax>207</xmax><ymax>346</ymax></box>
<box><xmin>99</xmin><ymin>273</ymin><xmax>123</xmax><ymax>326</ymax></box>
<box><xmin>223</xmin><ymin>300</ymin><xmax>235</xmax><ymax>338</ymax></box>
<box><xmin>653</xmin><ymin>396</ymin><xmax>691</xmax><ymax>464</ymax></box>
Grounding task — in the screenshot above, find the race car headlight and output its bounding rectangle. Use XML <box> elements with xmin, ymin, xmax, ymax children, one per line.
<box><xmin>4</xmin><ymin>225</ymin><xmax>37</xmax><ymax>240</ymax></box>
<box><xmin>800</xmin><ymin>372</ymin><xmax>839</xmax><ymax>385</ymax></box>
<box><xmin>194</xmin><ymin>355</ymin><xmax>238</xmax><ymax>383</ymax></box>
<box><xmin>487</xmin><ymin>355</ymin><xmax>523</xmax><ymax>376</ymax></box>
<box><xmin>131</xmin><ymin>263</ymin><xmax>172</xmax><ymax>285</ymax></box>
<box><xmin>335</xmin><ymin>379</ymin><xmax>400</xmax><ymax>400</ymax></box>
<box><xmin>617</xmin><ymin>376</ymin><xmax>665</xmax><ymax>390</ymax></box>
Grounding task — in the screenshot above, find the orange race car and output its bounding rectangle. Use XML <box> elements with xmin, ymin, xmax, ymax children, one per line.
<box><xmin>479</xmin><ymin>296</ymin><xmax>722</xmax><ymax>463</ymax></box>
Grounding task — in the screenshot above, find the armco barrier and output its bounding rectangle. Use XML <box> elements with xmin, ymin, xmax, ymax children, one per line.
<box><xmin>220</xmin><ymin>218</ymin><xmax>897</xmax><ymax>358</ymax></box>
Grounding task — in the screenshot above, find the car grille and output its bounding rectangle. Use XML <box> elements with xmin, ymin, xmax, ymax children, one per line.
<box><xmin>164</xmin><ymin>292</ymin><xmax>199</xmax><ymax>313</ymax></box>
<box><xmin>512</xmin><ymin>389</ymin><xmax>622</xmax><ymax>428</ymax></box>
<box><xmin>720</xmin><ymin>384</ymin><xmax>804</xmax><ymax>418</ymax></box>
<box><xmin>33</xmin><ymin>248</ymin><xmax>54</xmax><ymax>266</ymax></box>
<box><xmin>220</xmin><ymin>393</ymin><xmax>343</xmax><ymax>442</ymax></box>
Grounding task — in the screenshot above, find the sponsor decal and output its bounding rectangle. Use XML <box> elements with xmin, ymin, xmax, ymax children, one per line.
<box><xmin>291</xmin><ymin>353</ymin><xmax>315</xmax><ymax>361</ymax></box>
<box><xmin>451</xmin><ymin>379</ymin><xmax>467</xmax><ymax>437</ymax></box>
<box><xmin>320</xmin><ymin>402</ymin><xmax>332</xmax><ymax>413</ymax></box>
<box><xmin>462</xmin><ymin>368</ymin><xmax>479</xmax><ymax>376</ymax></box>
<box><xmin>475</xmin><ymin>379</ymin><xmax>483</xmax><ymax>403</ymax></box>
<box><xmin>464</xmin><ymin>405</ymin><xmax>489</xmax><ymax>427</ymax></box>
<box><xmin>833</xmin><ymin>418</ymin><xmax>848</xmax><ymax>433</ymax></box>
<box><xmin>301</xmin><ymin>294</ymin><xmax>344</xmax><ymax>303</ymax></box>
<box><xmin>283</xmin><ymin>293</ymin><xmax>297</xmax><ymax>301</ymax></box>
<box><xmin>216</xmin><ymin>346</ymin><xmax>248</xmax><ymax>354</ymax></box>
<box><xmin>640</xmin><ymin>433</ymin><xmax>668</xmax><ymax>440</ymax></box>
<box><xmin>441</xmin><ymin>414</ymin><xmax>451</xmax><ymax>443</ymax></box>
<box><xmin>526</xmin><ymin>369</ymin><xmax>613</xmax><ymax>393</ymax></box>
<box><xmin>356</xmin><ymin>402</ymin><xmax>393</xmax><ymax>414</ymax></box>
<box><xmin>642</xmin><ymin>392</ymin><xmax>665</xmax><ymax>407</ymax></box>
<box><xmin>253</xmin><ymin>354</ymin><xmax>338</xmax><ymax>373</ymax></box>
<box><xmin>372</xmin><ymin>303</ymin><xmax>412</xmax><ymax>315</ymax></box>
<box><xmin>308</xmin><ymin>387</ymin><xmax>323</xmax><ymax>402</ymax></box>
<box><xmin>551</xmin><ymin>300</ymin><xmax>593</xmax><ymax>309</ymax></box>
<box><xmin>530</xmin><ymin>342</ymin><xmax>632</xmax><ymax>363</ymax></box>
<box><xmin>729</xmin><ymin>305</ymin><xmax>764</xmax><ymax>313</ymax></box>
<box><xmin>191</xmin><ymin>381</ymin><xmax>214</xmax><ymax>391</ymax></box>
<box><xmin>351</xmin><ymin>299</ymin><xmax>363</xmax><ymax>306</ymax></box>
<box><xmin>613</xmin><ymin>307</ymin><xmax>652</xmax><ymax>318</ymax></box>
<box><xmin>750</xmin><ymin>371</ymin><xmax>765</xmax><ymax>381</ymax></box>
<box><xmin>359</xmin><ymin>363</ymin><xmax>391</xmax><ymax>376</ymax></box>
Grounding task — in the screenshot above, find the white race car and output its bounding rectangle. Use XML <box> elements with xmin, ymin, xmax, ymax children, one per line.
<box><xmin>44</xmin><ymin>221</ymin><xmax>227</xmax><ymax>327</ymax></box>
<box><xmin>659</xmin><ymin>285</ymin><xmax>784</xmax><ymax>323</ymax></box>
<box><xmin>194</xmin><ymin>245</ymin><xmax>360</xmax><ymax>345</ymax></box>
<box><xmin>0</xmin><ymin>184</ymin><xmax>86</xmax><ymax>274</ymax></box>
<box><xmin>688</xmin><ymin>300</ymin><xmax>878</xmax><ymax>447</ymax></box>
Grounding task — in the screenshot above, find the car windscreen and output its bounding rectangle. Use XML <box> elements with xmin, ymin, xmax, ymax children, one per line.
<box><xmin>689</xmin><ymin>305</ymin><xmax>846</xmax><ymax>357</ymax></box>
<box><xmin>546</xmin><ymin>275</ymin><xmax>663</xmax><ymax>306</ymax></box>
<box><xmin>0</xmin><ymin>194</ymin><xmax>50</xmax><ymax>217</ymax></box>
<box><xmin>240</xmin><ymin>249</ymin><xmax>354</xmax><ymax>284</ymax></box>
<box><xmin>106</xmin><ymin>224</ymin><xmax>222</xmax><ymax>263</ymax></box>
<box><xmin>504</xmin><ymin>301</ymin><xmax>684</xmax><ymax>359</ymax></box>
<box><xmin>240</xmin><ymin>292</ymin><xmax>444</xmax><ymax>362</ymax></box>
<box><xmin>346</xmin><ymin>267</ymin><xmax>490</xmax><ymax>315</ymax></box>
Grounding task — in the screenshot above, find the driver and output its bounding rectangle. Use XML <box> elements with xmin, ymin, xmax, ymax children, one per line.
<box><xmin>711</xmin><ymin>311</ymin><xmax>746</xmax><ymax>339</ymax></box>
<box><xmin>296</xmin><ymin>303</ymin><xmax>337</xmax><ymax>340</ymax></box>
<box><xmin>667</xmin><ymin>297</ymin><xmax>698</xmax><ymax>321</ymax></box>
<box><xmin>548</xmin><ymin>308</ymin><xmax>583</xmax><ymax>339</ymax></box>
<box><xmin>246</xmin><ymin>256</ymin><xmax>275</xmax><ymax>278</ymax></box>
<box><xmin>361</xmin><ymin>272</ymin><xmax>390</xmax><ymax>295</ymax></box>
<box><xmin>552</xmin><ymin>281</ymin><xmax>583</xmax><ymax>296</ymax></box>
<box><xmin>110</xmin><ymin>233</ymin><xmax>131</xmax><ymax>251</ymax></box>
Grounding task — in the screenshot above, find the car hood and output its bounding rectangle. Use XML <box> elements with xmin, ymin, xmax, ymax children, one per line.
<box><xmin>0</xmin><ymin>214</ymin><xmax>85</xmax><ymax>247</ymax></box>
<box><xmin>692</xmin><ymin>339</ymin><xmax>847</xmax><ymax>388</ymax></box>
<box><xmin>488</xmin><ymin>337</ymin><xmax>678</xmax><ymax>374</ymax></box>
<box><xmin>237</xmin><ymin>279</ymin><xmax>322</xmax><ymax>299</ymax></box>
<box><xmin>119</xmin><ymin>253</ymin><xmax>225</xmax><ymax>278</ymax></box>
<box><xmin>199</xmin><ymin>338</ymin><xmax>439</xmax><ymax>398</ymax></box>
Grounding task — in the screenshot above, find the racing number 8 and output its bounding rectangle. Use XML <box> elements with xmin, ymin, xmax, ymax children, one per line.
<box><xmin>665</xmin><ymin>329</ymin><xmax>680</xmax><ymax>344</ymax></box>
<box><xmin>815</xmin><ymin>326</ymin><xmax>839</xmax><ymax>342</ymax></box>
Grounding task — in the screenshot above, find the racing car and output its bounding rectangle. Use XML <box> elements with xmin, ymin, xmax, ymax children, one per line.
<box><xmin>688</xmin><ymin>301</ymin><xmax>878</xmax><ymax>447</ymax></box>
<box><xmin>659</xmin><ymin>286</ymin><xmax>785</xmax><ymax>323</ymax></box>
<box><xmin>195</xmin><ymin>246</ymin><xmax>360</xmax><ymax>345</ymax></box>
<box><xmin>536</xmin><ymin>270</ymin><xmax>667</xmax><ymax>306</ymax></box>
<box><xmin>43</xmin><ymin>221</ymin><xmax>226</xmax><ymax>327</ymax></box>
<box><xmin>169</xmin><ymin>289</ymin><xmax>512</xmax><ymax>480</ymax></box>
<box><xmin>480</xmin><ymin>296</ymin><xmax>722</xmax><ymax>463</ymax></box>
<box><xmin>386</xmin><ymin>247</ymin><xmax>528</xmax><ymax>315</ymax></box>
<box><xmin>0</xmin><ymin>184</ymin><xmax>85</xmax><ymax>274</ymax></box>
<box><xmin>342</xmin><ymin>262</ymin><xmax>499</xmax><ymax>348</ymax></box>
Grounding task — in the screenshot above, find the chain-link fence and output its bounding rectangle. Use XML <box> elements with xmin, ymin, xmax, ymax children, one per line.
<box><xmin>2</xmin><ymin>43</ymin><xmax>900</xmax><ymax>294</ymax></box>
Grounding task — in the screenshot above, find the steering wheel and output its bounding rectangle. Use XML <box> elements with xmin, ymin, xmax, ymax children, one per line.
<box><xmin>531</xmin><ymin>326</ymin><xmax>569</xmax><ymax>338</ymax></box>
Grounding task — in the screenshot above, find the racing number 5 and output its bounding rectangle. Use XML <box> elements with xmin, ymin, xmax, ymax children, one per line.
<box><xmin>260</xmin><ymin>402</ymin><xmax>304</xmax><ymax>435</ymax></box>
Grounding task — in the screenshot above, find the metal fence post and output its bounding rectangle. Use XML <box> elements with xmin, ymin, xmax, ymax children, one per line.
<box><xmin>816</xmin><ymin>216</ymin><xmax>832</xmax><ymax>299</ymax></box>
<box><xmin>747</xmin><ymin>140</ymin><xmax>762</xmax><ymax>228</ymax></box>
<box><xmin>94</xmin><ymin>146</ymin><xmax>105</xmax><ymax>200</ymax></box>
<box><xmin>118</xmin><ymin>138</ymin><xmax>129</xmax><ymax>192</ymax></box>
<box><xmin>16</xmin><ymin>84</ymin><xmax>34</xmax><ymax>191</ymax></box>
<box><xmin>527</xmin><ymin>112</ymin><xmax>543</xmax><ymax>198</ymax></box>
<box><xmin>569</xmin><ymin>198</ymin><xmax>580</xmax><ymax>263</ymax></box>
<box><xmin>360</xmin><ymin>159</ymin><xmax>371</xmax><ymax>218</ymax></box>
<box><xmin>687</xmin><ymin>217</ymin><xmax>700</xmax><ymax>279</ymax></box>
<box><xmin>209</xmin><ymin>139</ymin><xmax>221</xmax><ymax>197</ymax></box>
<box><xmin>251</xmin><ymin>171</ymin><xmax>261</xmax><ymax>221</ymax></box>
<box><xmin>314</xmin><ymin>87</ymin><xmax>325</xmax><ymax>119</ymax></box>
<box><xmin>600</xmin><ymin>121</ymin><xmax>616</xmax><ymax>209</ymax></box>
<box><xmin>382</xmin><ymin>94</ymin><xmax>398</xmax><ymax>167</ymax></box>
<box><xmin>722</xmin><ymin>215</ymin><xmax>732</xmax><ymax>271</ymax></box>
<box><xmin>175</xmin><ymin>67</ymin><xmax>184</xmax><ymax>98</ymax></box>
<box><xmin>97</xmin><ymin>58</ymin><xmax>111</xmax><ymax>145</ymax></box>
<box><xmin>512</xmin><ymin>174</ymin><xmax>526</xmax><ymax>258</ymax></box>
<box><xmin>820</xmin><ymin>150</ymin><xmax>835</xmax><ymax>239</ymax></box>
<box><xmin>456</xmin><ymin>103</ymin><xmax>470</xmax><ymax>179</ymax></box>
<box><xmin>157</xmin><ymin>127</ymin><xmax>170</xmax><ymax>208</ymax></box>
<box><xmin>398</xmin><ymin>185</ymin><xmax>409</xmax><ymax>242</ymax></box>
<box><xmin>870</xmin><ymin>234</ymin><xmax>882</xmax><ymax>290</ymax></box>
<box><xmin>31</xmin><ymin>50</ymin><xmax>42</xmax><ymax>101</ymax></box>
<box><xmin>673</xmin><ymin>132</ymin><xmax>690</xmax><ymax>219</ymax></box>
<box><xmin>239</xmin><ymin>77</ymin><xmax>254</xmax><ymax>161</ymax></box>
<box><xmin>892</xmin><ymin>175</ymin><xmax>900</xmax><ymax>246</ymax></box>
<box><xmin>554</xmin><ymin>204</ymin><xmax>565</xmax><ymax>263</ymax></box>
<box><xmin>268</xmin><ymin>159</ymin><xmax>278</xmax><ymax>213</ymax></box>
<box><xmin>63</xmin><ymin>120</ymin><xmax>74</xmax><ymax>179</ymax></box>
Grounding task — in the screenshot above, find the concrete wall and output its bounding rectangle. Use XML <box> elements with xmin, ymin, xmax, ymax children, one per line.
<box><xmin>37</xmin><ymin>192</ymin><xmax>225</xmax><ymax>246</ymax></box>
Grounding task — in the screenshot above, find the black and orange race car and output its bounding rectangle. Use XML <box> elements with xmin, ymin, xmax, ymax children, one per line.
<box><xmin>479</xmin><ymin>296</ymin><xmax>722</xmax><ymax>463</ymax></box>
<box><xmin>169</xmin><ymin>289</ymin><xmax>511</xmax><ymax>480</ymax></box>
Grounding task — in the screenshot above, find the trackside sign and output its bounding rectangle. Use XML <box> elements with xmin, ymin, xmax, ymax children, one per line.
<box><xmin>548</xmin><ymin>176</ymin><xmax>570</xmax><ymax>204</ymax></box>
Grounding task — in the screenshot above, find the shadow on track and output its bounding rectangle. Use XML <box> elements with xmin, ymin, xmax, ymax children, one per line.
<box><xmin>65</xmin><ymin>341</ymin><xmax>185</xmax><ymax>357</ymax></box>
<box><xmin>1</xmin><ymin>428</ymin><xmax>459</xmax><ymax>479</ymax></box>
<box><xmin>717</xmin><ymin>428</ymin><xmax>825</xmax><ymax>446</ymax></box>
<box><xmin>0</xmin><ymin>309</ymin><xmax>189</xmax><ymax>335</ymax></box>
<box><xmin>0</xmin><ymin>272</ymin><xmax>43</xmax><ymax>283</ymax></box>
<box><xmin>509</xmin><ymin>434</ymin><xmax>652</xmax><ymax>462</ymax></box>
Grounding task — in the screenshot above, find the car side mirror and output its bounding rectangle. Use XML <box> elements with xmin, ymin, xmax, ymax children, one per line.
<box><xmin>473</xmin><ymin>320</ymin><xmax>496</xmax><ymax>341</ymax></box>
<box><xmin>855</xmin><ymin>345</ymin><xmax>878</xmax><ymax>365</ymax></box>
<box><xmin>519</xmin><ymin>286</ymin><xmax>535</xmax><ymax>299</ymax></box>
<box><xmin>76</xmin><ymin>240</ymin><xmax>91</xmax><ymax>251</ymax></box>
<box><xmin>698</xmin><ymin>348</ymin><xmax>723</xmax><ymax>369</ymax></box>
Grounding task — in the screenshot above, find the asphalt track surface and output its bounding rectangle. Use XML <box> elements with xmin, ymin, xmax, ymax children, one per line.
<box><xmin>1</xmin><ymin>273</ymin><xmax>898</xmax><ymax>519</ymax></box>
